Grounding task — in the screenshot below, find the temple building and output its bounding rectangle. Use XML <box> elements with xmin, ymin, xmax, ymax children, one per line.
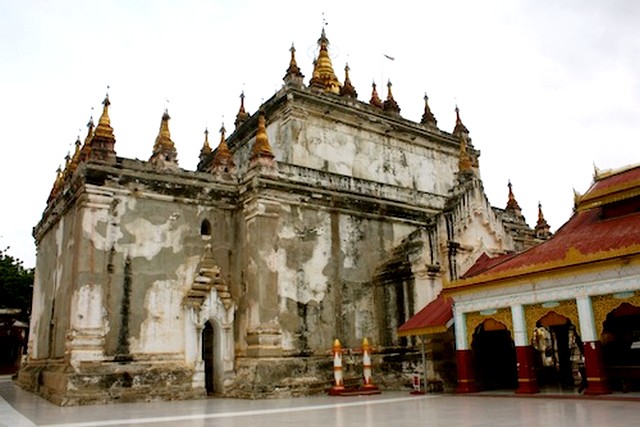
<box><xmin>18</xmin><ymin>28</ymin><xmax>548</xmax><ymax>405</ymax></box>
<box><xmin>401</xmin><ymin>164</ymin><xmax>640</xmax><ymax>395</ymax></box>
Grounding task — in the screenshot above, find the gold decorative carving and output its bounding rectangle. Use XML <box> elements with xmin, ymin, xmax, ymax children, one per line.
<box><xmin>466</xmin><ymin>307</ymin><xmax>513</xmax><ymax>346</ymax></box>
<box><xmin>524</xmin><ymin>300</ymin><xmax>579</xmax><ymax>342</ymax></box>
<box><xmin>592</xmin><ymin>292</ymin><xmax>640</xmax><ymax>338</ymax></box>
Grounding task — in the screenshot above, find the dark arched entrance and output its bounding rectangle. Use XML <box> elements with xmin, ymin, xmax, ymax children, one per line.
<box><xmin>202</xmin><ymin>320</ymin><xmax>215</xmax><ymax>395</ymax></box>
<box><xmin>601</xmin><ymin>303</ymin><xmax>640</xmax><ymax>392</ymax></box>
<box><xmin>472</xmin><ymin>318</ymin><xmax>517</xmax><ymax>390</ymax></box>
<box><xmin>531</xmin><ymin>312</ymin><xmax>584</xmax><ymax>390</ymax></box>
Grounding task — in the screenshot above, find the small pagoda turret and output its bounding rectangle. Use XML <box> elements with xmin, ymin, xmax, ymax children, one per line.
<box><xmin>149</xmin><ymin>109</ymin><xmax>179</xmax><ymax>170</ymax></box>
<box><xmin>308</xmin><ymin>27</ymin><xmax>341</xmax><ymax>94</ymax></box>
<box><xmin>89</xmin><ymin>93</ymin><xmax>117</xmax><ymax>163</ymax></box>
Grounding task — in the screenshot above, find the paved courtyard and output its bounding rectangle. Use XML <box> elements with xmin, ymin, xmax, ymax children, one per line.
<box><xmin>2</xmin><ymin>377</ymin><xmax>638</xmax><ymax>427</ymax></box>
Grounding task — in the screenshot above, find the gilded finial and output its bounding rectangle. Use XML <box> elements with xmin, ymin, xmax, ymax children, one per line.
<box><xmin>339</xmin><ymin>63</ymin><xmax>358</xmax><ymax>98</ymax></box>
<box><xmin>421</xmin><ymin>92</ymin><xmax>438</xmax><ymax>127</ymax></box>
<box><xmin>382</xmin><ymin>80</ymin><xmax>401</xmax><ymax>114</ymax></box>
<box><xmin>250</xmin><ymin>111</ymin><xmax>275</xmax><ymax>162</ymax></box>
<box><xmin>210</xmin><ymin>121</ymin><xmax>235</xmax><ymax>173</ymax></box>
<box><xmin>79</xmin><ymin>113</ymin><xmax>94</xmax><ymax>163</ymax></box>
<box><xmin>96</xmin><ymin>92</ymin><xmax>112</xmax><ymax>131</ymax></box>
<box><xmin>235</xmin><ymin>91</ymin><xmax>250</xmax><ymax>128</ymax></box>
<box><xmin>309</xmin><ymin>26</ymin><xmax>341</xmax><ymax>94</ymax></box>
<box><xmin>593</xmin><ymin>162</ymin><xmax>602</xmax><ymax>180</ymax></box>
<box><xmin>453</xmin><ymin>104</ymin><xmax>469</xmax><ymax>135</ymax></box>
<box><xmin>89</xmin><ymin>91</ymin><xmax>117</xmax><ymax>162</ymax></box>
<box><xmin>67</xmin><ymin>136</ymin><xmax>82</xmax><ymax>177</ymax></box>
<box><xmin>506</xmin><ymin>180</ymin><xmax>522</xmax><ymax>213</ymax></box>
<box><xmin>535</xmin><ymin>201</ymin><xmax>551</xmax><ymax>239</ymax></box>
<box><xmin>369</xmin><ymin>81</ymin><xmax>383</xmax><ymax>108</ymax></box>
<box><xmin>284</xmin><ymin>43</ymin><xmax>305</xmax><ymax>87</ymax></box>
<box><xmin>149</xmin><ymin>108</ymin><xmax>178</xmax><ymax>167</ymax></box>
<box><xmin>199</xmin><ymin>127</ymin><xmax>212</xmax><ymax>158</ymax></box>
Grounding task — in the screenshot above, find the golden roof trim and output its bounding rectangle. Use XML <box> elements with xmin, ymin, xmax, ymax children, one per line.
<box><xmin>576</xmin><ymin>179</ymin><xmax>640</xmax><ymax>211</ymax></box>
<box><xmin>397</xmin><ymin>325</ymin><xmax>448</xmax><ymax>337</ymax></box>
<box><xmin>445</xmin><ymin>244</ymin><xmax>640</xmax><ymax>291</ymax></box>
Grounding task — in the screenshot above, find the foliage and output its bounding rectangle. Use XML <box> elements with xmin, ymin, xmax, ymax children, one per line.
<box><xmin>0</xmin><ymin>247</ymin><xmax>34</xmax><ymax>318</ymax></box>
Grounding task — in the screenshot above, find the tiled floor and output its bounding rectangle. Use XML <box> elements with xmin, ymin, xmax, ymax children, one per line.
<box><xmin>1</xmin><ymin>377</ymin><xmax>638</xmax><ymax>427</ymax></box>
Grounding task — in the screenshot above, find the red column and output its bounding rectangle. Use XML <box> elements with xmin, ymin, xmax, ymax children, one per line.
<box><xmin>515</xmin><ymin>345</ymin><xmax>539</xmax><ymax>394</ymax></box>
<box><xmin>583</xmin><ymin>341</ymin><xmax>610</xmax><ymax>395</ymax></box>
<box><xmin>456</xmin><ymin>349</ymin><xmax>477</xmax><ymax>393</ymax></box>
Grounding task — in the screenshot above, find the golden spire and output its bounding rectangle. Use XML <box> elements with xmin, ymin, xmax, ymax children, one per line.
<box><xmin>308</xmin><ymin>27</ymin><xmax>341</xmax><ymax>94</ymax></box>
<box><xmin>211</xmin><ymin>123</ymin><xmax>236</xmax><ymax>173</ymax></box>
<box><xmin>369</xmin><ymin>81</ymin><xmax>383</xmax><ymax>108</ymax></box>
<box><xmin>453</xmin><ymin>105</ymin><xmax>469</xmax><ymax>135</ymax></box>
<box><xmin>199</xmin><ymin>127</ymin><xmax>212</xmax><ymax>160</ymax></box>
<box><xmin>382</xmin><ymin>80</ymin><xmax>401</xmax><ymax>114</ymax></box>
<box><xmin>339</xmin><ymin>63</ymin><xmax>358</xmax><ymax>99</ymax></box>
<box><xmin>79</xmin><ymin>115</ymin><xmax>94</xmax><ymax>163</ymax></box>
<box><xmin>94</xmin><ymin>93</ymin><xmax>114</xmax><ymax>139</ymax></box>
<box><xmin>535</xmin><ymin>202</ymin><xmax>551</xmax><ymax>239</ymax></box>
<box><xmin>458</xmin><ymin>134</ymin><xmax>473</xmax><ymax>173</ymax></box>
<box><xmin>235</xmin><ymin>91</ymin><xmax>250</xmax><ymax>129</ymax></box>
<box><xmin>250</xmin><ymin>111</ymin><xmax>275</xmax><ymax>162</ymax></box>
<box><xmin>67</xmin><ymin>136</ymin><xmax>82</xmax><ymax>178</ymax></box>
<box><xmin>420</xmin><ymin>93</ymin><xmax>437</xmax><ymax>127</ymax></box>
<box><xmin>506</xmin><ymin>180</ymin><xmax>522</xmax><ymax>215</ymax></box>
<box><xmin>284</xmin><ymin>43</ymin><xmax>305</xmax><ymax>87</ymax></box>
<box><xmin>47</xmin><ymin>165</ymin><xmax>64</xmax><ymax>204</ymax></box>
<box><xmin>89</xmin><ymin>92</ymin><xmax>117</xmax><ymax>162</ymax></box>
<box><xmin>149</xmin><ymin>109</ymin><xmax>178</xmax><ymax>167</ymax></box>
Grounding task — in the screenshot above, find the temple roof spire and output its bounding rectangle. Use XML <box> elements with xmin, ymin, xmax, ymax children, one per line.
<box><xmin>89</xmin><ymin>91</ymin><xmax>117</xmax><ymax>163</ymax></box>
<box><xmin>283</xmin><ymin>43</ymin><xmax>305</xmax><ymax>88</ymax></box>
<box><xmin>339</xmin><ymin>63</ymin><xmax>358</xmax><ymax>99</ymax></box>
<box><xmin>210</xmin><ymin>122</ymin><xmax>236</xmax><ymax>174</ymax></box>
<box><xmin>453</xmin><ymin>104</ymin><xmax>469</xmax><ymax>135</ymax></box>
<box><xmin>235</xmin><ymin>91</ymin><xmax>250</xmax><ymax>129</ymax></box>
<box><xmin>535</xmin><ymin>202</ymin><xmax>552</xmax><ymax>239</ymax></box>
<box><xmin>250</xmin><ymin>111</ymin><xmax>275</xmax><ymax>166</ymax></box>
<box><xmin>149</xmin><ymin>108</ymin><xmax>179</xmax><ymax>169</ymax></box>
<box><xmin>67</xmin><ymin>136</ymin><xmax>82</xmax><ymax>178</ymax></box>
<box><xmin>420</xmin><ymin>93</ymin><xmax>437</xmax><ymax>127</ymax></box>
<box><xmin>382</xmin><ymin>80</ymin><xmax>401</xmax><ymax>114</ymax></box>
<box><xmin>309</xmin><ymin>27</ymin><xmax>341</xmax><ymax>94</ymax></box>
<box><xmin>199</xmin><ymin>127</ymin><xmax>212</xmax><ymax>162</ymax></box>
<box><xmin>79</xmin><ymin>114</ymin><xmax>94</xmax><ymax>163</ymax></box>
<box><xmin>506</xmin><ymin>180</ymin><xmax>522</xmax><ymax>216</ymax></box>
<box><xmin>369</xmin><ymin>81</ymin><xmax>383</xmax><ymax>109</ymax></box>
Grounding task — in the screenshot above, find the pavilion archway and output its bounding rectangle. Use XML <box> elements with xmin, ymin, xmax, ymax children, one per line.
<box><xmin>471</xmin><ymin>318</ymin><xmax>517</xmax><ymax>391</ymax></box>
<box><xmin>600</xmin><ymin>302</ymin><xmax>640</xmax><ymax>392</ymax></box>
<box><xmin>531</xmin><ymin>311</ymin><xmax>584</xmax><ymax>390</ymax></box>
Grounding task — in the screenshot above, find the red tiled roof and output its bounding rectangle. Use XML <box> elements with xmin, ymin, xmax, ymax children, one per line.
<box><xmin>398</xmin><ymin>293</ymin><xmax>453</xmax><ymax>337</ymax></box>
<box><xmin>589</xmin><ymin>165</ymin><xmax>640</xmax><ymax>195</ymax></box>
<box><xmin>461</xmin><ymin>252</ymin><xmax>518</xmax><ymax>279</ymax></box>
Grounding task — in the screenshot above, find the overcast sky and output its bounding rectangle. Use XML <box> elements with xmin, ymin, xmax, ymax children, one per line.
<box><xmin>1</xmin><ymin>0</ymin><xmax>639</xmax><ymax>268</ymax></box>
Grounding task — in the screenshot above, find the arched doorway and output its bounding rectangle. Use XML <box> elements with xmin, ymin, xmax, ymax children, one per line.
<box><xmin>202</xmin><ymin>320</ymin><xmax>215</xmax><ymax>395</ymax></box>
<box><xmin>601</xmin><ymin>303</ymin><xmax>640</xmax><ymax>392</ymax></box>
<box><xmin>472</xmin><ymin>318</ymin><xmax>517</xmax><ymax>390</ymax></box>
<box><xmin>531</xmin><ymin>312</ymin><xmax>584</xmax><ymax>390</ymax></box>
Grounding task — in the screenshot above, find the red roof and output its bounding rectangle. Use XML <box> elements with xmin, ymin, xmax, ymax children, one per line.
<box><xmin>461</xmin><ymin>252</ymin><xmax>518</xmax><ymax>279</ymax></box>
<box><xmin>588</xmin><ymin>165</ymin><xmax>640</xmax><ymax>195</ymax></box>
<box><xmin>398</xmin><ymin>293</ymin><xmax>453</xmax><ymax>337</ymax></box>
<box><xmin>455</xmin><ymin>165</ymin><xmax>640</xmax><ymax>286</ymax></box>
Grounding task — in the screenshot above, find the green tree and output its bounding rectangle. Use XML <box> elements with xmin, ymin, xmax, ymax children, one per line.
<box><xmin>0</xmin><ymin>247</ymin><xmax>34</xmax><ymax>320</ymax></box>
